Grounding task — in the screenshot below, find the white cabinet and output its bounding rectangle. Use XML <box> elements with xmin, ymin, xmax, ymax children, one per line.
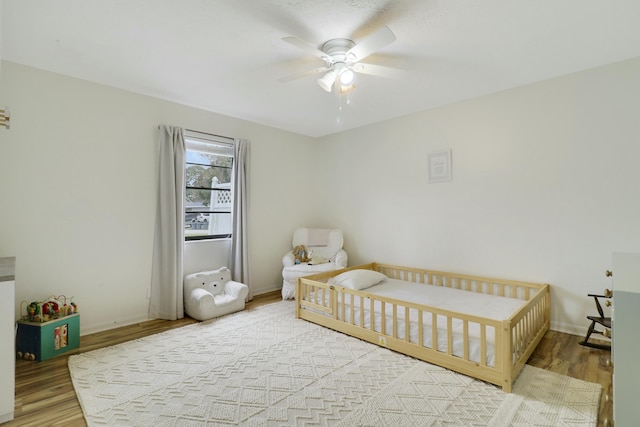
<box><xmin>612</xmin><ymin>252</ymin><xmax>640</xmax><ymax>426</ymax></box>
<box><xmin>0</xmin><ymin>257</ymin><xmax>15</xmax><ymax>423</ymax></box>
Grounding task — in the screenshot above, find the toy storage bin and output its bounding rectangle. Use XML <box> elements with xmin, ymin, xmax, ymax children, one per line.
<box><xmin>16</xmin><ymin>314</ymin><xmax>80</xmax><ymax>361</ymax></box>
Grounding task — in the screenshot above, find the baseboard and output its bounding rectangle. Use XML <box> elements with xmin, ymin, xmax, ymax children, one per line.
<box><xmin>550</xmin><ymin>320</ymin><xmax>611</xmax><ymax>344</ymax></box>
<box><xmin>252</xmin><ymin>285</ymin><xmax>282</xmax><ymax>297</ymax></box>
<box><xmin>81</xmin><ymin>314</ymin><xmax>151</xmax><ymax>336</ymax></box>
<box><xmin>80</xmin><ymin>286</ymin><xmax>284</xmax><ymax>336</ymax></box>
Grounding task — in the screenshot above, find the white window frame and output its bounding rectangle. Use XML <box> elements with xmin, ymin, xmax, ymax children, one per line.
<box><xmin>184</xmin><ymin>130</ymin><xmax>234</xmax><ymax>241</ymax></box>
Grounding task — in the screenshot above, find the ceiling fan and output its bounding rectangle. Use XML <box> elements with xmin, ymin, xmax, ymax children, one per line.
<box><xmin>278</xmin><ymin>26</ymin><xmax>404</xmax><ymax>93</ymax></box>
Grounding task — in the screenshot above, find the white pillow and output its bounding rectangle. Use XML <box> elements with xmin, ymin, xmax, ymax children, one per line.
<box><xmin>328</xmin><ymin>269</ymin><xmax>387</xmax><ymax>290</ymax></box>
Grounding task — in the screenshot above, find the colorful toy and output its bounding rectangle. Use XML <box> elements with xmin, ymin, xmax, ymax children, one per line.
<box><xmin>292</xmin><ymin>244</ymin><xmax>310</xmax><ymax>264</ymax></box>
<box><xmin>20</xmin><ymin>295</ymin><xmax>78</xmax><ymax>323</ymax></box>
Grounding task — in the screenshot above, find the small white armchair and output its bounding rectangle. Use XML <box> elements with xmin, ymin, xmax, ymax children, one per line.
<box><xmin>282</xmin><ymin>228</ymin><xmax>348</xmax><ymax>299</ymax></box>
<box><xmin>184</xmin><ymin>267</ymin><xmax>249</xmax><ymax>321</ymax></box>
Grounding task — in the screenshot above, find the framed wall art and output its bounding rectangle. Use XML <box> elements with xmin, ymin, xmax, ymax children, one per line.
<box><xmin>428</xmin><ymin>149</ymin><xmax>452</xmax><ymax>183</ymax></box>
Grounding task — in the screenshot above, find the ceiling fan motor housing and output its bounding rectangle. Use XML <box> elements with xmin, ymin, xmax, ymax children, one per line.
<box><xmin>319</xmin><ymin>38</ymin><xmax>357</xmax><ymax>90</ymax></box>
<box><xmin>321</xmin><ymin>38</ymin><xmax>356</xmax><ymax>63</ymax></box>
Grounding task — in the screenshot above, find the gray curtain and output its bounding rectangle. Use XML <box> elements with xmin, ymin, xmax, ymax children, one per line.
<box><xmin>149</xmin><ymin>125</ymin><xmax>185</xmax><ymax>320</ymax></box>
<box><xmin>230</xmin><ymin>138</ymin><xmax>251</xmax><ymax>300</ymax></box>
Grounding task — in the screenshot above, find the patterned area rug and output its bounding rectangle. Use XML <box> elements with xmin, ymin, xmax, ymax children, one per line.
<box><xmin>69</xmin><ymin>301</ymin><xmax>601</xmax><ymax>426</ymax></box>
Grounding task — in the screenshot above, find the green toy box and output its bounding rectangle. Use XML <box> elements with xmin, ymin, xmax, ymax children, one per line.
<box><xmin>16</xmin><ymin>314</ymin><xmax>80</xmax><ymax>361</ymax></box>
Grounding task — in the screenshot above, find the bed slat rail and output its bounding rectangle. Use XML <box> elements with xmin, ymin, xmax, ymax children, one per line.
<box><xmin>296</xmin><ymin>263</ymin><xmax>550</xmax><ymax>392</ymax></box>
<box><xmin>507</xmin><ymin>283</ymin><xmax>550</xmax><ymax>378</ymax></box>
<box><xmin>374</xmin><ymin>263</ymin><xmax>541</xmax><ymax>301</ymax></box>
<box><xmin>300</xmin><ymin>278</ymin><xmax>503</xmax><ymax>367</ymax></box>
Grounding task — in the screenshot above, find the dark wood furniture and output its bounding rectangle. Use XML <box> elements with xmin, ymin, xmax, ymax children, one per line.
<box><xmin>579</xmin><ymin>293</ymin><xmax>612</xmax><ymax>350</ymax></box>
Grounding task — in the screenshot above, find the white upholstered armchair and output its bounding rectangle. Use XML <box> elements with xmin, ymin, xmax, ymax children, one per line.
<box><xmin>281</xmin><ymin>228</ymin><xmax>348</xmax><ymax>299</ymax></box>
<box><xmin>184</xmin><ymin>267</ymin><xmax>249</xmax><ymax>321</ymax></box>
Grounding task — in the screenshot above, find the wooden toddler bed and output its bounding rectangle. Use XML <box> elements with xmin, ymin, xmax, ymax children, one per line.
<box><xmin>295</xmin><ymin>263</ymin><xmax>550</xmax><ymax>392</ymax></box>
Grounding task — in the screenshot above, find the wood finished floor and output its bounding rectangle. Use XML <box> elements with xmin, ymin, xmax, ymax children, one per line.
<box><xmin>8</xmin><ymin>292</ymin><xmax>613</xmax><ymax>427</ymax></box>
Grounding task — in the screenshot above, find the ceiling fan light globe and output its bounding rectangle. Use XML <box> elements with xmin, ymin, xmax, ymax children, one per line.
<box><xmin>339</xmin><ymin>69</ymin><xmax>355</xmax><ymax>86</ymax></box>
<box><xmin>317</xmin><ymin>71</ymin><xmax>336</xmax><ymax>92</ymax></box>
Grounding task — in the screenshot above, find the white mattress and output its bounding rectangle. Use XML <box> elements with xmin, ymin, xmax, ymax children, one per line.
<box><xmin>308</xmin><ymin>278</ymin><xmax>526</xmax><ymax>367</ymax></box>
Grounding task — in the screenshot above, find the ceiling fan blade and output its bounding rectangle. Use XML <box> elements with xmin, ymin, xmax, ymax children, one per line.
<box><xmin>346</xmin><ymin>26</ymin><xmax>396</xmax><ymax>62</ymax></box>
<box><xmin>278</xmin><ymin>66</ymin><xmax>329</xmax><ymax>83</ymax></box>
<box><xmin>282</xmin><ymin>36</ymin><xmax>331</xmax><ymax>62</ymax></box>
<box><xmin>351</xmin><ymin>63</ymin><xmax>406</xmax><ymax>79</ymax></box>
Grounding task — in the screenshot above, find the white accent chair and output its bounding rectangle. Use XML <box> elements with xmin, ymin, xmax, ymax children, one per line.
<box><xmin>281</xmin><ymin>228</ymin><xmax>348</xmax><ymax>299</ymax></box>
<box><xmin>184</xmin><ymin>266</ymin><xmax>249</xmax><ymax>321</ymax></box>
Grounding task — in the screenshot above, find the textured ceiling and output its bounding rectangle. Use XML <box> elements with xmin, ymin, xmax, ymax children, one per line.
<box><xmin>3</xmin><ymin>0</ymin><xmax>640</xmax><ymax>137</ymax></box>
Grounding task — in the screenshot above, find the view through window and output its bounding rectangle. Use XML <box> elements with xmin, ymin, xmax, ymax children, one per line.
<box><xmin>184</xmin><ymin>131</ymin><xmax>234</xmax><ymax>240</ymax></box>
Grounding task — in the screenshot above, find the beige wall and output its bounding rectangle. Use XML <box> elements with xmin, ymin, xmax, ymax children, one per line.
<box><xmin>0</xmin><ymin>61</ymin><xmax>317</xmax><ymax>333</ymax></box>
<box><xmin>317</xmin><ymin>57</ymin><xmax>640</xmax><ymax>333</ymax></box>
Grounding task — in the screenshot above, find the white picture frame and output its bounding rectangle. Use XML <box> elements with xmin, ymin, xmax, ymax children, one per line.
<box><xmin>428</xmin><ymin>149</ymin><xmax>452</xmax><ymax>183</ymax></box>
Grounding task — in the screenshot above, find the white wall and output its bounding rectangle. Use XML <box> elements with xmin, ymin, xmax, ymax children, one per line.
<box><xmin>0</xmin><ymin>61</ymin><xmax>317</xmax><ymax>334</ymax></box>
<box><xmin>0</xmin><ymin>3</ymin><xmax>3</xmax><ymax>77</ymax></box>
<box><xmin>317</xmin><ymin>57</ymin><xmax>640</xmax><ymax>334</ymax></box>
<box><xmin>2</xmin><ymin>57</ymin><xmax>639</xmax><ymax>336</ymax></box>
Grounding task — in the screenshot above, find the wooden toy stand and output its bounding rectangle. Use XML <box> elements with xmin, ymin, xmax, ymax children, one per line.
<box><xmin>16</xmin><ymin>314</ymin><xmax>80</xmax><ymax>361</ymax></box>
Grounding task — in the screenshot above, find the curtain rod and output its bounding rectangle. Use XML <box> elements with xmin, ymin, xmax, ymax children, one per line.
<box><xmin>185</xmin><ymin>128</ymin><xmax>234</xmax><ymax>143</ymax></box>
<box><xmin>156</xmin><ymin>125</ymin><xmax>234</xmax><ymax>143</ymax></box>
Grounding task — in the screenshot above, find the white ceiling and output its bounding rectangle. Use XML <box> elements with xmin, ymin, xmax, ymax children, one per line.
<box><xmin>3</xmin><ymin>0</ymin><xmax>640</xmax><ymax>137</ymax></box>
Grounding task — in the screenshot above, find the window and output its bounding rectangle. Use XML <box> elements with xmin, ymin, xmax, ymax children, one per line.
<box><xmin>184</xmin><ymin>131</ymin><xmax>234</xmax><ymax>241</ymax></box>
